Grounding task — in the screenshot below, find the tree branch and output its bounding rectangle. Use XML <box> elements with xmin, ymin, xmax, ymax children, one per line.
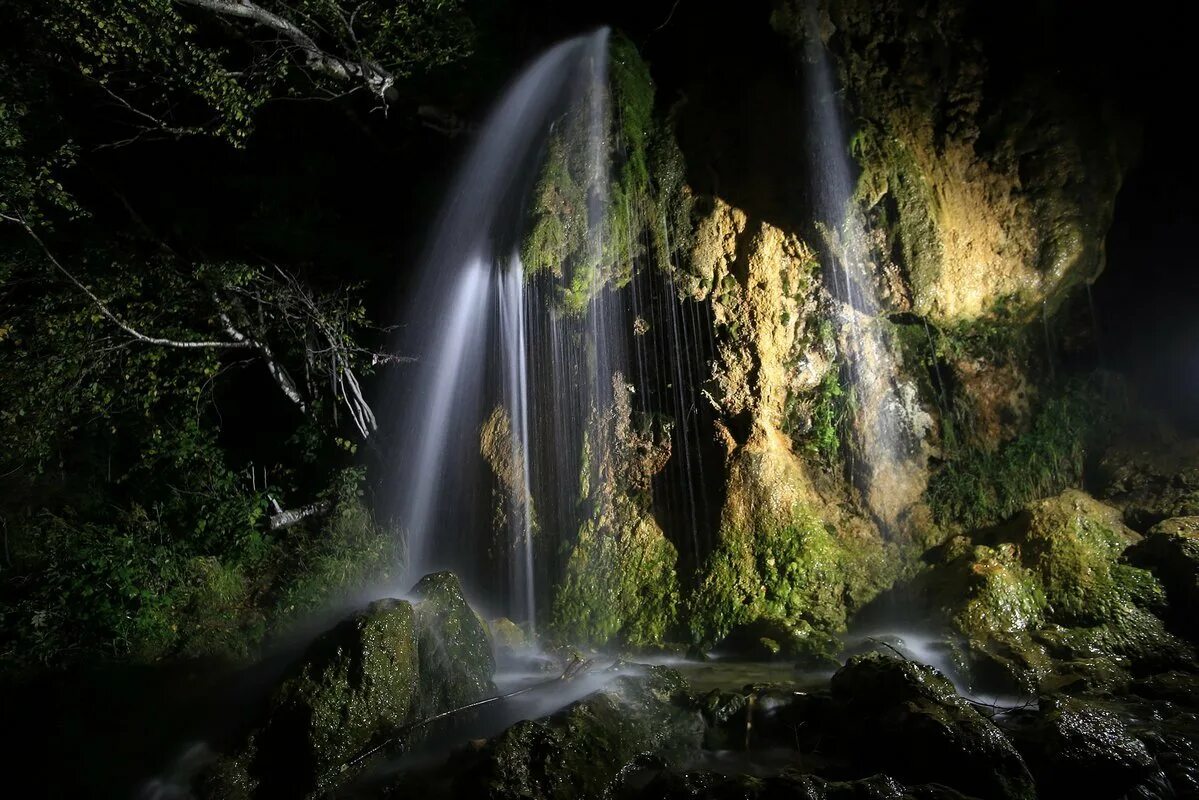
<box><xmin>173</xmin><ymin>0</ymin><xmax>394</xmax><ymax>103</ymax></box>
<box><xmin>2</xmin><ymin>213</ymin><xmax>252</xmax><ymax>350</ymax></box>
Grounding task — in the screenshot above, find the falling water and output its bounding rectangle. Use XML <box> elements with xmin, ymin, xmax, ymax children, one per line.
<box><xmin>803</xmin><ymin>15</ymin><xmax>926</xmax><ymax>533</ymax></box>
<box><xmin>388</xmin><ymin>31</ymin><xmax>612</xmax><ymax>619</ymax></box>
<box><xmin>387</xmin><ymin>27</ymin><xmax>720</xmax><ymax>628</ymax></box>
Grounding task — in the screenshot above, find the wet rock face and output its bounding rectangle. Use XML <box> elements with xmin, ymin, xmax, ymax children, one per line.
<box><xmin>830</xmin><ymin>655</ymin><xmax>1036</xmax><ymax>800</ymax></box>
<box><xmin>411</xmin><ymin>571</ymin><xmax>496</xmax><ymax>718</ymax></box>
<box><xmin>247</xmin><ymin>598</ymin><xmax>420</xmax><ymax>796</ymax></box>
<box><xmin>773</xmin><ymin>0</ymin><xmax>1126</xmax><ymax>326</ymax></box>
<box><xmin>1125</xmin><ymin>517</ymin><xmax>1199</xmax><ymax>641</ymax></box>
<box><xmin>910</xmin><ymin>489</ymin><xmax>1197</xmax><ymax>692</ymax></box>
<box><xmin>449</xmin><ymin>665</ymin><xmax>705</xmax><ymax>800</ymax></box>
<box><xmin>1002</xmin><ymin>697</ymin><xmax>1156</xmax><ymax>799</ymax></box>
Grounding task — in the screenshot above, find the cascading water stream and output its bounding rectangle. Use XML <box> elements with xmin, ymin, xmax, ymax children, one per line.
<box><xmin>803</xmin><ymin>14</ymin><xmax>926</xmax><ymax>534</ymax></box>
<box><xmin>386</xmin><ymin>29</ymin><xmax>617</xmax><ymax>626</ymax></box>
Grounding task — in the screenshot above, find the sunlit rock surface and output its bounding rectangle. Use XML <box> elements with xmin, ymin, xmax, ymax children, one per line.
<box><xmin>774</xmin><ymin>0</ymin><xmax>1127</xmax><ymax>325</ymax></box>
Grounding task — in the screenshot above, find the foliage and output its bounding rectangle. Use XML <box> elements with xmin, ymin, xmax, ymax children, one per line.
<box><xmin>927</xmin><ymin>381</ymin><xmax>1113</xmax><ymax>529</ymax></box>
<box><xmin>807</xmin><ymin>366</ymin><xmax>849</xmax><ymax>463</ymax></box>
<box><xmin>0</xmin><ymin>0</ymin><xmax>464</xmax><ymax>673</ymax></box>
<box><xmin>3</xmin><ymin>0</ymin><xmax>473</xmax><ymax>146</ymax></box>
<box><xmin>0</xmin><ymin>465</ymin><xmax>398</xmax><ymax>671</ymax></box>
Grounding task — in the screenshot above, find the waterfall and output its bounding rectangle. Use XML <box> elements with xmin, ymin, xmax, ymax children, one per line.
<box><xmin>387</xmin><ymin>30</ymin><xmax>613</xmax><ymax>624</ymax></box>
<box><xmin>803</xmin><ymin>14</ymin><xmax>926</xmax><ymax>534</ymax></box>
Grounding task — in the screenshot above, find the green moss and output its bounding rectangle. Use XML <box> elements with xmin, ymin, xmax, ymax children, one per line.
<box><xmin>1016</xmin><ymin>492</ymin><xmax>1156</xmax><ymax>627</ymax></box>
<box><xmin>688</xmin><ymin>505</ymin><xmax>889</xmax><ymax>661</ymax></box>
<box><xmin>254</xmin><ymin>598</ymin><xmax>420</xmax><ymax>795</ymax></box>
<box><xmin>852</xmin><ymin>124</ymin><xmax>945</xmax><ymax>307</ymax></box>
<box><xmin>519</xmin><ymin>32</ymin><xmax>686</xmax><ymax>314</ymax></box>
<box><xmin>411</xmin><ymin>571</ymin><xmax>496</xmax><ymax>717</ymax></box>
<box><xmin>550</xmin><ymin>374</ymin><xmax>679</xmax><ymax>648</ymax></box>
<box><xmin>551</xmin><ymin>508</ymin><xmax>679</xmax><ymax>648</ymax></box>
<box><xmin>928</xmin><ymin>382</ymin><xmax>1112</xmax><ymax>529</ymax></box>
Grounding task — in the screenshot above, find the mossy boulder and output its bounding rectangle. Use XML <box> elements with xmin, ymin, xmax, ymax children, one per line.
<box><xmin>203</xmin><ymin>598</ymin><xmax>420</xmax><ymax>797</ymax></box>
<box><xmin>410</xmin><ymin>571</ymin><xmax>496</xmax><ymax>718</ymax></box>
<box><xmin>197</xmin><ymin>573</ymin><xmax>495</xmax><ymax>798</ymax></box>
<box><xmin>489</xmin><ymin>617</ymin><xmax>527</xmax><ymax>656</ymax></box>
<box><xmin>829</xmin><ymin>654</ymin><xmax>1035</xmax><ymax>800</ymax></box>
<box><xmin>1125</xmin><ymin>517</ymin><xmax>1199</xmax><ymax>641</ymax></box>
<box><xmin>449</xmin><ymin>665</ymin><xmax>704</xmax><ymax>799</ymax></box>
<box><xmin>1012</xmin><ymin>490</ymin><xmax>1153</xmax><ymax>626</ymax></box>
<box><xmin>1001</xmin><ymin>696</ymin><xmax>1156</xmax><ymax>799</ymax></box>
<box><xmin>911</xmin><ymin>491</ymin><xmax>1192</xmax><ymax>690</ymax></box>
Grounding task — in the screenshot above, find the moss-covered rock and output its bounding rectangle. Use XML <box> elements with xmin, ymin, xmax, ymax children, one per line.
<box><xmin>489</xmin><ymin>617</ymin><xmax>527</xmax><ymax>656</ymax></box>
<box><xmin>910</xmin><ymin>490</ymin><xmax>1194</xmax><ymax>692</ymax></box>
<box><xmin>689</xmin><ymin>430</ymin><xmax>900</xmax><ymax>662</ymax></box>
<box><xmin>829</xmin><ymin>654</ymin><xmax>1035</xmax><ymax>800</ymax></box>
<box><xmin>449</xmin><ymin>665</ymin><xmax>704</xmax><ymax>800</ymax></box>
<box><xmin>551</xmin><ymin>373</ymin><xmax>680</xmax><ymax>648</ymax></box>
<box><xmin>197</xmin><ymin>573</ymin><xmax>495</xmax><ymax>798</ymax></box>
<box><xmin>202</xmin><ymin>598</ymin><xmax>420</xmax><ymax>797</ymax></box>
<box><xmin>520</xmin><ymin>33</ymin><xmax>684</xmax><ymax>314</ymax></box>
<box><xmin>410</xmin><ymin>571</ymin><xmax>496</xmax><ymax>718</ymax></box>
<box><xmin>1014</xmin><ymin>490</ymin><xmax>1150</xmax><ymax>626</ymax></box>
<box><xmin>773</xmin><ymin>0</ymin><xmax>1127</xmax><ymax>326</ymax></box>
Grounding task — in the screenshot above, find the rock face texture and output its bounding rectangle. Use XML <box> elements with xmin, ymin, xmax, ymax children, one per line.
<box><xmin>773</xmin><ymin>0</ymin><xmax>1128</xmax><ymax>326</ymax></box>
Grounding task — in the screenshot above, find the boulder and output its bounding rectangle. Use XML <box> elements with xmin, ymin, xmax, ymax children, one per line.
<box><xmin>410</xmin><ymin>571</ymin><xmax>496</xmax><ymax>718</ymax></box>
<box><xmin>1002</xmin><ymin>696</ymin><xmax>1156</xmax><ymax>799</ymax></box>
<box><xmin>449</xmin><ymin>665</ymin><xmax>704</xmax><ymax>799</ymax></box>
<box><xmin>213</xmin><ymin>598</ymin><xmax>420</xmax><ymax>797</ymax></box>
<box><xmin>489</xmin><ymin>617</ymin><xmax>526</xmax><ymax>649</ymax></box>
<box><xmin>829</xmin><ymin>654</ymin><xmax>1035</xmax><ymax>800</ymax></box>
<box><xmin>1125</xmin><ymin>517</ymin><xmax>1199</xmax><ymax>640</ymax></box>
<box><xmin>197</xmin><ymin>572</ymin><xmax>495</xmax><ymax>798</ymax></box>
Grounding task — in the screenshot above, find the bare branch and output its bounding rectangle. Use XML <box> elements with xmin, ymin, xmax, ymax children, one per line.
<box><xmin>1</xmin><ymin>213</ymin><xmax>252</xmax><ymax>350</ymax></box>
<box><xmin>269</xmin><ymin>498</ymin><xmax>331</xmax><ymax>529</ymax></box>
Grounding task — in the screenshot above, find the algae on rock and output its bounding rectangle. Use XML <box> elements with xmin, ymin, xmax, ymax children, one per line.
<box><xmin>551</xmin><ymin>373</ymin><xmax>680</xmax><ymax>648</ymax></box>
